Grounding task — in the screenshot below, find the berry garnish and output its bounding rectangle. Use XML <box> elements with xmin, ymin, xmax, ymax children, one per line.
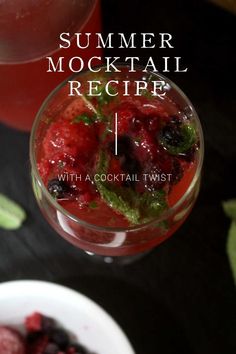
<box><xmin>108</xmin><ymin>135</ymin><xmax>133</xmax><ymax>157</ymax></box>
<box><xmin>67</xmin><ymin>343</ymin><xmax>88</xmax><ymax>354</ymax></box>
<box><xmin>47</xmin><ymin>179</ymin><xmax>71</xmax><ymax>199</ymax></box>
<box><xmin>0</xmin><ymin>313</ymin><xmax>92</xmax><ymax>354</ymax></box>
<box><xmin>27</xmin><ymin>334</ymin><xmax>49</xmax><ymax>354</ymax></box>
<box><xmin>43</xmin><ymin>343</ymin><xmax>60</xmax><ymax>354</ymax></box>
<box><xmin>95</xmin><ymin>151</ymin><xmax>167</xmax><ymax>224</ymax></box>
<box><xmin>159</xmin><ymin>121</ymin><xmax>196</xmax><ymax>155</ymax></box>
<box><xmin>25</xmin><ymin>312</ymin><xmax>43</xmax><ymax>333</ymax></box>
<box><xmin>121</xmin><ymin>156</ymin><xmax>141</xmax><ymax>175</ymax></box>
<box><xmin>49</xmin><ymin>329</ymin><xmax>69</xmax><ymax>350</ymax></box>
<box><xmin>41</xmin><ymin>316</ymin><xmax>55</xmax><ymax>334</ymax></box>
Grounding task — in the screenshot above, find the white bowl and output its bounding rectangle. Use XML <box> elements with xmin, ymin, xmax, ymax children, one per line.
<box><xmin>0</xmin><ymin>280</ymin><xmax>135</xmax><ymax>354</ymax></box>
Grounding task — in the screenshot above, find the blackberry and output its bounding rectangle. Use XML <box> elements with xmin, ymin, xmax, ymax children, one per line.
<box><xmin>49</xmin><ymin>329</ymin><xmax>69</xmax><ymax>349</ymax></box>
<box><xmin>42</xmin><ymin>315</ymin><xmax>55</xmax><ymax>333</ymax></box>
<box><xmin>159</xmin><ymin>121</ymin><xmax>196</xmax><ymax>155</ymax></box>
<box><xmin>26</xmin><ymin>331</ymin><xmax>43</xmax><ymax>344</ymax></box>
<box><xmin>67</xmin><ymin>343</ymin><xmax>88</xmax><ymax>354</ymax></box>
<box><xmin>43</xmin><ymin>343</ymin><xmax>60</xmax><ymax>354</ymax></box>
<box><xmin>161</xmin><ymin>124</ymin><xmax>184</xmax><ymax>148</ymax></box>
<box><xmin>108</xmin><ymin>135</ymin><xmax>133</xmax><ymax>157</ymax></box>
<box><xmin>121</xmin><ymin>156</ymin><xmax>141</xmax><ymax>175</ymax></box>
<box><xmin>47</xmin><ymin>178</ymin><xmax>70</xmax><ymax>199</ymax></box>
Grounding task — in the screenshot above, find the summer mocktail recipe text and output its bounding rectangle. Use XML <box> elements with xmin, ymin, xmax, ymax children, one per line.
<box><xmin>46</xmin><ymin>32</ymin><xmax>188</xmax><ymax>97</ymax></box>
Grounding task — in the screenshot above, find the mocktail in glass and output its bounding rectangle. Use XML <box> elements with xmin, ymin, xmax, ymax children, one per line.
<box><xmin>30</xmin><ymin>66</ymin><xmax>204</xmax><ymax>257</ymax></box>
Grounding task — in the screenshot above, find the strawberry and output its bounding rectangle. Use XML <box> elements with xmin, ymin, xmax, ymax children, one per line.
<box><xmin>43</xmin><ymin>118</ymin><xmax>97</xmax><ymax>162</ymax></box>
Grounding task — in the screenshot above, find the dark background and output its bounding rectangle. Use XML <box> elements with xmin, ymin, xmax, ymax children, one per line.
<box><xmin>0</xmin><ymin>1</ymin><xmax>236</xmax><ymax>353</ymax></box>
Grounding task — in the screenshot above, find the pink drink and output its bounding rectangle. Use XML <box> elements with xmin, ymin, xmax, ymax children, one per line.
<box><xmin>30</xmin><ymin>67</ymin><xmax>204</xmax><ymax>256</ymax></box>
<box><xmin>0</xmin><ymin>0</ymin><xmax>102</xmax><ymax>131</ymax></box>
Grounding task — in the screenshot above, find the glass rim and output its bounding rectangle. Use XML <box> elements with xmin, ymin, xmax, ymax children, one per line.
<box><xmin>0</xmin><ymin>0</ymin><xmax>99</xmax><ymax>65</ymax></box>
<box><xmin>30</xmin><ymin>64</ymin><xmax>204</xmax><ymax>233</ymax></box>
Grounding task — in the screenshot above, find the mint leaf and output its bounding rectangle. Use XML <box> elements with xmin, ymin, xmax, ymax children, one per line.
<box><xmin>97</xmin><ymin>183</ymin><xmax>140</xmax><ymax>224</ymax></box>
<box><xmin>95</xmin><ymin>151</ymin><xmax>140</xmax><ymax>224</ymax></box>
<box><xmin>227</xmin><ymin>221</ymin><xmax>236</xmax><ymax>283</ymax></box>
<box><xmin>72</xmin><ymin>114</ymin><xmax>95</xmax><ymax>125</ymax></box>
<box><xmin>0</xmin><ymin>194</ymin><xmax>26</xmax><ymax>230</ymax></box>
<box><xmin>139</xmin><ymin>190</ymin><xmax>167</xmax><ymax>221</ymax></box>
<box><xmin>222</xmin><ymin>199</ymin><xmax>236</xmax><ymax>222</ymax></box>
<box><xmin>89</xmin><ymin>201</ymin><xmax>98</xmax><ymax>209</ymax></box>
<box><xmin>94</xmin><ymin>151</ymin><xmax>167</xmax><ymax>225</ymax></box>
<box><xmin>97</xmin><ymin>86</ymin><xmax>117</xmax><ymax>106</ymax></box>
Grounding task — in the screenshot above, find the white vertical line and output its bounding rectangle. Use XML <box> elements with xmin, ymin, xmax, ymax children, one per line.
<box><xmin>115</xmin><ymin>112</ymin><xmax>118</xmax><ymax>156</ymax></box>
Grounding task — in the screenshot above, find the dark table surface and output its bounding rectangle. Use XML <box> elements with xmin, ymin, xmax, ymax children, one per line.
<box><xmin>0</xmin><ymin>1</ymin><xmax>236</xmax><ymax>353</ymax></box>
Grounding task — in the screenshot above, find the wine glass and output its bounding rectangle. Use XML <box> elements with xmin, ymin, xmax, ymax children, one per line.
<box><xmin>30</xmin><ymin>65</ymin><xmax>204</xmax><ymax>262</ymax></box>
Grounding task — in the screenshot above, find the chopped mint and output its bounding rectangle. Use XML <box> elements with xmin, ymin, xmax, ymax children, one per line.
<box><xmin>139</xmin><ymin>190</ymin><xmax>167</xmax><ymax>220</ymax></box>
<box><xmin>89</xmin><ymin>201</ymin><xmax>98</xmax><ymax>209</ymax></box>
<box><xmin>0</xmin><ymin>194</ymin><xmax>26</xmax><ymax>230</ymax></box>
<box><xmin>160</xmin><ymin>123</ymin><xmax>197</xmax><ymax>155</ymax></box>
<box><xmin>72</xmin><ymin>114</ymin><xmax>95</xmax><ymax>125</ymax></box>
<box><xmin>223</xmin><ymin>199</ymin><xmax>236</xmax><ymax>222</ymax></box>
<box><xmin>93</xmin><ymin>85</ymin><xmax>117</xmax><ymax>106</ymax></box>
<box><xmin>44</xmin><ymin>117</ymin><xmax>53</xmax><ymax>125</ymax></box>
<box><xmin>227</xmin><ymin>221</ymin><xmax>236</xmax><ymax>283</ymax></box>
<box><xmin>141</xmin><ymin>89</ymin><xmax>154</xmax><ymax>99</ymax></box>
<box><xmin>134</xmin><ymin>136</ymin><xmax>142</xmax><ymax>144</ymax></box>
<box><xmin>94</xmin><ymin>151</ymin><xmax>167</xmax><ymax>225</ymax></box>
<box><xmin>98</xmin><ymin>183</ymin><xmax>140</xmax><ymax>224</ymax></box>
<box><xmin>95</xmin><ymin>151</ymin><xmax>140</xmax><ymax>224</ymax></box>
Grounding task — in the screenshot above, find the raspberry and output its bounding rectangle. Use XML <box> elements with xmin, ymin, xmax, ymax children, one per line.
<box><xmin>25</xmin><ymin>313</ymin><xmax>43</xmax><ymax>333</ymax></box>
